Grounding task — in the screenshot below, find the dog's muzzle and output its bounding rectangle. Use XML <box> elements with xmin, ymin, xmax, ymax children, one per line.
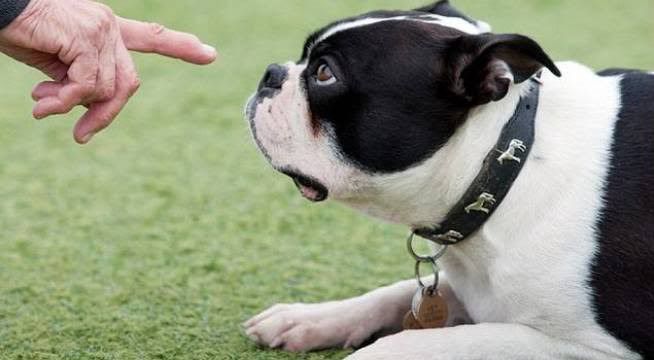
<box><xmin>245</xmin><ymin>64</ymin><xmax>329</xmax><ymax>202</ymax></box>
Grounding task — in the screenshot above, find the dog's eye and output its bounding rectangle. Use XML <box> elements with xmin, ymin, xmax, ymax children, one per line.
<box><xmin>315</xmin><ymin>63</ymin><xmax>337</xmax><ymax>86</ymax></box>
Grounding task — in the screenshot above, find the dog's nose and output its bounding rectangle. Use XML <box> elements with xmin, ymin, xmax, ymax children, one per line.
<box><xmin>258</xmin><ymin>64</ymin><xmax>288</xmax><ymax>91</ymax></box>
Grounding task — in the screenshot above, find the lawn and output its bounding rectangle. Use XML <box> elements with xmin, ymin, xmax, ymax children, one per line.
<box><xmin>0</xmin><ymin>1</ymin><xmax>652</xmax><ymax>359</ymax></box>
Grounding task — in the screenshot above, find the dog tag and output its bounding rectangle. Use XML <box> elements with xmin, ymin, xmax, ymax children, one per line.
<box><xmin>410</xmin><ymin>287</ymin><xmax>423</xmax><ymax>318</ymax></box>
<box><xmin>402</xmin><ymin>310</ymin><xmax>423</xmax><ymax>330</ymax></box>
<box><xmin>416</xmin><ymin>286</ymin><xmax>448</xmax><ymax>329</ymax></box>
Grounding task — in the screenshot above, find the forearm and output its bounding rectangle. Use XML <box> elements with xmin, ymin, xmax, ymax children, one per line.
<box><xmin>0</xmin><ymin>0</ymin><xmax>30</xmax><ymax>29</ymax></box>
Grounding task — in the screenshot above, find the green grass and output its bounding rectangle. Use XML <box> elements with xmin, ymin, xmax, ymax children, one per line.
<box><xmin>0</xmin><ymin>1</ymin><xmax>652</xmax><ymax>359</ymax></box>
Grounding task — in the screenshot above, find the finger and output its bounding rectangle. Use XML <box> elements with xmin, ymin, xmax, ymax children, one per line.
<box><xmin>118</xmin><ymin>17</ymin><xmax>217</xmax><ymax>65</ymax></box>
<box><xmin>32</xmin><ymin>81</ymin><xmax>63</xmax><ymax>101</ymax></box>
<box><xmin>73</xmin><ymin>39</ymin><xmax>140</xmax><ymax>144</ymax></box>
<box><xmin>32</xmin><ymin>82</ymin><xmax>91</xmax><ymax>115</ymax></box>
<box><xmin>34</xmin><ymin>50</ymin><xmax>100</xmax><ymax>119</ymax></box>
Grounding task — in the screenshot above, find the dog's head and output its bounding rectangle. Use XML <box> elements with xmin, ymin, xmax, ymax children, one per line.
<box><xmin>246</xmin><ymin>1</ymin><xmax>559</xmax><ymax>219</ymax></box>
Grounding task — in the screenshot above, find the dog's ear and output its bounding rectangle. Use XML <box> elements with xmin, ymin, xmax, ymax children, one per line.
<box><xmin>415</xmin><ymin>1</ymin><xmax>491</xmax><ymax>33</ymax></box>
<box><xmin>447</xmin><ymin>33</ymin><xmax>561</xmax><ymax>105</ymax></box>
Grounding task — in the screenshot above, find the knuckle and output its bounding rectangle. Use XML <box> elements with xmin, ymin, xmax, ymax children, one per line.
<box><xmin>146</xmin><ymin>22</ymin><xmax>167</xmax><ymax>51</ymax></box>
<box><xmin>147</xmin><ymin>22</ymin><xmax>166</xmax><ymax>36</ymax></box>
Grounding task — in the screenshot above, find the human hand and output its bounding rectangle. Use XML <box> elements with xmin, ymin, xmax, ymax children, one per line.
<box><xmin>0</xmin><ymin>0</ymin><xmax>217</xmax><ymax>144</ymax></box>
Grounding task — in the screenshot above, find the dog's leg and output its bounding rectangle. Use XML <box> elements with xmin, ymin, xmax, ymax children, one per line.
<box><xmin>243</xmin><ymin>274</ymin><xmax>470</xmax><ymax>352</ymax></box>
<box><xmin>346</xmin><ymin>324</ymin><xmax>628</xmax><ymax>360</ymax></box>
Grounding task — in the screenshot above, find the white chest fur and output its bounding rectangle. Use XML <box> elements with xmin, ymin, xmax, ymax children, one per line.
<box><xmin>344</xmin><ymin>62</ymin><xmax>637</xmax><ymax>358</ymax></box>
<box><xmin>440</xmin><ymin>63</ymin><xmax>633</xmax><ymax>356</ymax></box>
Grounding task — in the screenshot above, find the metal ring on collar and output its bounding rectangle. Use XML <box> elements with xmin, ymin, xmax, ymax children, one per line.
<box><xmin>407</xmin><ymin>231</ymin><xmax>448</xmax><ymax>263</ymax></box>
<box><xmin>415</xmin><ymin>260</ymin><xmax>440</xmax><ymax>289</ymax></box>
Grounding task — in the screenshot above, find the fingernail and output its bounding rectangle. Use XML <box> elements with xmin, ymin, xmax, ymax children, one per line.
<box><xmin>80</xmin><ymin>132</ymin><xmax>95</xmax><ymax>144</ymax></box>
<box><xmin>202</xmin><ymin>44</ymin><xmax>217</xmax><ymax>56</ymax></box>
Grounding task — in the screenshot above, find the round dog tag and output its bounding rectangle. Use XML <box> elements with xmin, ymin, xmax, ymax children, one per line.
<box><xmin>416</xmin><ymin>287</ymin><xmax>448</xmax><ymax>329</ymax></box>
<box><xmin>410</xmin><ymin>287</ymin><xmax>423</xmax><ymax>318</ymax></box>
<box><xmin>402</xmin><ymin>310</ymin><xmax>423</xmax><ymax>330</ymax></box>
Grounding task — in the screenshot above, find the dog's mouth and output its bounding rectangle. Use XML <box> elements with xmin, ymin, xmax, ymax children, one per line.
<box><xmin>281</xmin><ymin>170</ymin><xmax>328</xmax><ymax>202</ymax></box>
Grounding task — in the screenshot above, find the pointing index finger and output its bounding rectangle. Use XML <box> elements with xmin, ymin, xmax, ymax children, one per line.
<box><xmin>117</xmin><ymin>17</ymin><xmax>217</xmax><ymax>65</ymax></box>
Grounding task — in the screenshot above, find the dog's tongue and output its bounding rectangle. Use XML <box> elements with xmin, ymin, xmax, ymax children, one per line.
<box><xmin>298</xmin><ymin>183</ymin><xmax>321</xmax><ymax>201</ymax></box>
<box><xmin>290</xmin><ymin>175</ymin><xmax>328</xmax><ymax>202</ymax></box>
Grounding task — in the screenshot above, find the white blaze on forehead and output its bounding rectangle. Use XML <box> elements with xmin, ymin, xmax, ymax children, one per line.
<box><xmin>309</xmin><ymin>14</ymin><xmax>483</xmax><ymax>56</ymax></box>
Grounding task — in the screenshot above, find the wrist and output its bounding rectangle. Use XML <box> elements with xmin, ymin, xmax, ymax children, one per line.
<box><xmin>0</xmin><ymin>0</ymin><xmax>31</xmax><ymax>29</ymax></box>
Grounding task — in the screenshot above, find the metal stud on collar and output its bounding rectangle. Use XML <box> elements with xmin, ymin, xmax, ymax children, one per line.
<box><xmin>436</xmin><ymin>230</ymin><xmax>464</xmax><ymax>244</ymax></box>
<box><xmin>464</xmin><ymin>193</ymin><xmax>497</xmax><ymax>214</ymax></box>
<box><xmin>497</xmin><ymin>139</ymin><xmax>528</xmax><ymax>165</ymax></box>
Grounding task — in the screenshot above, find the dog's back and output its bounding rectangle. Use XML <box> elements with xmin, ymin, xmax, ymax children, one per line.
<box><xmin>592</xmin><ymin>70</ymin><xmax>654</xmax><ymax>358</ymax></box>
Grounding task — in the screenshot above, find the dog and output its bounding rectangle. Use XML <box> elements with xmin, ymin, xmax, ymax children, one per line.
<box><xmin>244</xmin><ymin>1</ymin><xmax>654</xmax><ymax>359</ymax></box>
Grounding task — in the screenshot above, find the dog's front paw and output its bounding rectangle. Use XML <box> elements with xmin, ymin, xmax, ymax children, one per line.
<box><xmin>244</xmin><ymin>298</ymin><xmax>393</xmax><ymax>352</ymax></box>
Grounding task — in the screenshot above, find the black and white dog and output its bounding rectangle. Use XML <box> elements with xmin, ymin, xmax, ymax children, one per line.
<box><xmin>244</xmin><ymin>1</ymin><xmax>654</xmax><ymax>359</ymax></box>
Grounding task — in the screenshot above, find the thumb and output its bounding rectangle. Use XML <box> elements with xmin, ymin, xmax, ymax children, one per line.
<box><xmin>117</xmin><ymin>17</ymin><xmax>217</xmax><ymax>65</ymax></box>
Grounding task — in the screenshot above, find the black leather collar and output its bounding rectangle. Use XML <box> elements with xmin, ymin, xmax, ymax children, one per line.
<box><xmin>413</xmin><ymin>79</ymin><xmax>541</xmax><ymax>246</ymax></box>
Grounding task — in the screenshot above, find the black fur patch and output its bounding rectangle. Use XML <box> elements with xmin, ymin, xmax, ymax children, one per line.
<box><xmin>301</xmin><ymin>20</ymin><xmax>471</xmax><ymax>172</ymax></box>
<box><xmin>298</xmin><ymin>18</ymin><xmax>556</xmax><ymax>173</ymax></box>
<box><xmin>592</xmin><ymin>72</ymin><xmax>654</xmax><ymax>358</ymax></box>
